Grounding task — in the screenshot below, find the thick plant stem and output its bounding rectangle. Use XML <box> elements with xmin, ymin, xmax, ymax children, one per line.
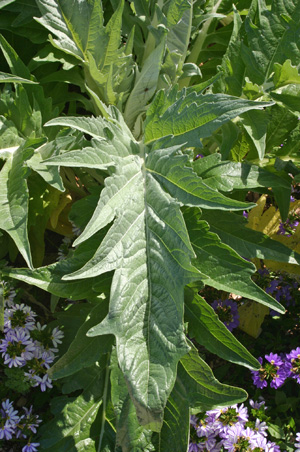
<box><xmin>97</xmin><ymin>353</ymin><xmax>110</xmax><ymax>452</ymax></box>
<box><xmin>179</xmin><ymin>0</ymin><xmax>223</xmax><ymax>89</ymax></box>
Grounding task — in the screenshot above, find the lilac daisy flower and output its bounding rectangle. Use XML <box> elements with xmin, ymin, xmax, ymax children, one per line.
<box><xmin>50</xmin><ymin>327</ymin><xmax>64</xmax><ymax>348</ymax></box>
<box><xmin>19</xmin><ymin>406</ymin><xmax>42</xmax><ymax>434</ymax></box>
<box><xmin>249</xmin><ymin>399</ymin><xmax>266</xmax><ymax>410</ymax></box>
<box><xmin>188</xmin><ymin>443</ymin><xmax>200</xmax><ymax>452</ymax></box>
<box><xmin>223</xmin><ymin>424</ymin><xmax>251</xmax><ymax>451</ymax></box>
<box><xmin>33</xmin><ymin>374</ymin><xmax>53</xmax><ymax>392</ymax></box>
<box><xmin>0</xmin><ymin>421</ymin><xmax>15</xmax><ymax>440</ymax></box>
<box><xmin>22</xmin><ymin>441</ymin><xmax>40</xmax><ymax>452</ymax></box>
<box><xmin>211</xmin><ymin>299</ymin><xmax>239</xmax><ymax>332</ymax></box>
<box><xmin>0</xmin><ymin>329</ymin><xmax>35</xmax><ymax>367</ymax></box>
<box><xmin>251</xmin><ymin>354</ymin><xmax>287</xmax><ymax>389</ymax></box>
<box><xmin>1</xmin><ymin>399</ymin><xmax>19</xmax><ymax>426</ymax></box>
<box><xmin>295</xmin><ymin>432</ymin><xmax>300</xmax><ymax>452</ymax></box>
<box><xmin>252</xmin><ymin>434</ymin><xmax>268</xmax><ymax>450</ymax></box>
<box><xmin>285</xmin><ymin>347</ymin><xmax>300</xmax><ymax>383</ymax></box>
<box><xmin>4</xmin><ymin>304</ymin><xmax>36</xmax><ymax>332</ymax></box>
<box><xmin>265</xmin><ymin>441</ymin><xmax>281</xmax><ymax>452</ymax></box>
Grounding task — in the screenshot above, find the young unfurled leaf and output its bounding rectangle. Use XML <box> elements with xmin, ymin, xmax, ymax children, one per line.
<box><xmin>144</xmin><ymin>88</ymin><xmax>274</xmax><ymax>147</ymax></box>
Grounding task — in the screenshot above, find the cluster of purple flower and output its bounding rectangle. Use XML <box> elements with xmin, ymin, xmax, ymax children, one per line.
<box><xmin>0</xmin><ymin>399</ymin><xmax>40</xmax><ymax>451</ymax></box>
<box><xmin>189</xmin><ymin>399</ymin><xmax>281</xmax><ymax>451</ymax></box>
<box><xmin>0</xmin><ymin>301</ymin><xmax>64</xmax><ymax>392</ymax></box>
<box><xmin>256</xmin><ymin>269</ymin><xmax>298</xmax><ymax>308</ymax></box>
<box><xmin>277</xmin><ymin>211</ymin><xmax>300</xmax><ymax>237</ymax></box>
<box><xmin>211</xmin><ymin>299</ymin><xmax>240</xmax><ymax>332</ymax></box>
<box><xmin>251</xmin><ymin>349</ymin><xmax>300</xmax><ymax>389</ymax></box>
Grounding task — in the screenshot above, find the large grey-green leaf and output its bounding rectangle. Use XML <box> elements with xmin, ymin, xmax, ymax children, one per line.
<box><xmin>213</xmin><ymin>6</ymin><xmax>245</xmax><ymax>96</ymax></box>
<box><xmin>27</xmin><ymin>141</ymin><xmax>65</xmax><ymax>191</ymax></box>
<box><xmin>154</xmin><ymin>371</ymin><xmax>190</xmax><ymax>452</ymax></box>
<box><xmin>124</xmin><ymin>40</ymin><xmax>165</xmax><ymax>129</ymax></box>
<box><xmin>110</xmin><ymin>350</ymin><xmax>154</xmax><ymax>452</ymax></box>
<box><xmin>50</xmin><ymin>300</ymin><xmax>113</xmax><ymax>380</ymax></box>
<box><xmin>180</xmin><ymin>342</ymin><xmax>247</xmax><ymax>411</ymax></box>
<box><xmin>144</xmin><ymin>88</ymin><xmax>274</xmax><ymax>146</ymax></box>
<box><xmin>45</xmin><ymin>113</ymin><xmax>203</xmax><ymax>429</ymax></box>
<box><xmin>240</xmin><ymin>110</ymin><xmax>268</xmax><ymax>160</ymax></box>
<box><xmin>39</xmin><ymin>354</ymin><xmax>115</xmax><ymax>451</ymax></box>
<box><xmin>241</xmin><ymin>0</ymin><xmax>300</xmax><ymax>85</ymax></box>
<box><xmin>192</xmin><ymin>154</ymin><xmax>291</xmax><ymax>192</ymax></box>
<box><xmin>0</xmin><ymin>146</ymin><xmax>33</xmax><ymax>268</ymax></box>
<box><xmin>43</xmin><ymin>107</ymin><xmax>277</xmax><ymax>429</ymax></box>
<box><xmin>166</xmin><ymin>0</ymin><xmax>192</xmax><ymax>62</ymax></box>
<box><xmin>35</xmin><ymin>0</ymin><xmax>97</xmax><ymax>60</ymax></box>
<box><xmin>146</xmin><ymin>147</ymin><xmax>254</xmax><ymax>212</ymax></box>
<box><xmin>184</xmin><ymin>286</ymin><xmax>260</xmax><ymax>369</ymax></box>
<box><xmin>0</xmin><ymin>116</ymin><xmax>23</xmax><ymax>149</ymax></box>
<box><xmin>3</xmin><ymin>231</ymin><xmax>112</xmax><ymax>299</ymax></box>
<box><xmin>184</xmin><ymin>208</ymin><xmax>285</xmax><ymax>313</ymax></box>
<box><xmin>193</xmin><ymin>153</ymin><xmax>291</xmax><ymax>220</ymax></box>
<box><xmin>155</xmin><ymin>339</ymin><xmax>248</xmax><ymax>451</ymax></box>
<box><xmin>201</xmin><ymin>210</ymin><xmax>300</xmax><ymax>265</ymax></box>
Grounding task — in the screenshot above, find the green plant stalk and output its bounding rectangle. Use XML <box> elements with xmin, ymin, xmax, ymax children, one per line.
<box><xmin>179</xmin><ymin>0</ymin><xmax>223</xmax><ymax>89</ymax></box>
<box><xmin>97</xmin><ymin>353</ymin><xmax>111</xmax><ymax>452</ymax></box>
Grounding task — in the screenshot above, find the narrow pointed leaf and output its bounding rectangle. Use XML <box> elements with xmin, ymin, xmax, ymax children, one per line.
<box><xmin>185</xmin><ymin>209</ymin><xmax>285</xmax><ymax>313</ymax></box>
<box><xmin>144</xmin><ymin>88</ymin><xmax>274</xmax><ymax>146</ymax></box>
<box><xmin>241</xmin><ymin>0</ymin><xmax>300</xmax><ymax>85</ymax></box>
<box><xmin>124</xmin><ymin>39</ymin><xmax>165</xmax><ymax>129</ymax></box>
<box><xmin>0</xmin><ymin>71</ymin><xmax>37</xmax><ymax>84</ymax></box>
<box><xmin>3</xmin><ymin>231</ymin><xmax>112</xmax><ymax>299</ymax></box>
<box><xmin>0</xmin><ymin>146</ymin><xmax>33</xmax><ymax>268</ymax></box>
<box><xmin>110</xmin><ymin>350</ymin><xmax>154</xmax><ymax>452</ymax></box>
<box><xmin>35</xmin><ymin>0</ymin><xmax>104</xmax><ymax>61</ymax></box>
<box><xmin>184</xmin><ymin>287</ymin><xmax>260</xmax><ymax>369</ymax></box>
<box><xmin>147</xmin><ymin>147</ymin><xmax>254</xmax><ymax>211</ymax></box>
<box><xmin>201</xmin><ymin>210</ymin><xmax>300</xmax><ymax>265</ymax></box>
<box><xmin>50</xmin><ymin>300</ymin><xmax>113</xmax><ymax>380</ymax></box>
<box><xmin>39</xmin><ymin>355</ymin><xmax>114</xmax><ymax>451</ymax></box>
<box><xmin>155</xmin><ymin>374</ymin><xmax>190</xmax><ymax>452</ymax></box>
<box><xmin>179</xmin><ymin>343</ymin><xmax>248</xmax><ymax>411</ymax></box>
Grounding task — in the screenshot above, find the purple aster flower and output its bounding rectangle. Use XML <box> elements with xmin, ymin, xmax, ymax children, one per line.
<box><xmin>266</xmin><ymin>279</ymin><xmax>279</xmax><ymax>295</ymax></box>
<box><xmin>4</xmin><ymin>304</ymin><xmax>36</xmax><ymax>332</ymax></box>
<box><xmin>211</xmin><ymin>299</ymin><xmax>239</xmax><ymax>332</ymax></box>
<box><xmin>188</xmin><ymin>443</ymin><xmax>200</xmax><ymax>452</ymax></box>
<box><xmin>251</xmin><ymin>354</ymin><xmax>287</xmax><ymax>389</ymax></box>
<box><xmin>0</xmin><ymin>421</ymin><xmax>15</xmax><ymax>440</ymax></box>
<box><xmin>295</xmin><ymin>432</ymin><xmax>300</xmax><ymax>451</ymax></box>
<box><xmin>22</xmin><ymin>441</ymin><xmax>40</xmax><ymax>452</ymax></box>
<box><xmin>190</xmin><ymin>415</ymin><xmax>199</xmax><ymax>428</ymax></box>
<box><xmin>33</xmin><ymin>374</ymin><xmax>53</xmax><ymax>392</ymax></box>
<box><xmin>197</xmin><ymin>433</ymin><xmax>217</xmax><ymax>451</ymax></box>
<box><xmin>0</xmin><ymin>329</ymin><xmax>35</xmax><ymax>367</ymax></box>
<box><xmin>1</xmin><ymin>399</ymin><xmax>19</xmax><ymax>426</ymax></box>
<box><xmin>194</xmin><ymin>154</ymin><xmax>204</xmax><ymax>160</ymax></box>
<box><xmin>266</xmin><ymin>441</ymin><xmax>281</xmax><ymax>452</ymax></box>
<box><xmin>223</xmin><ymin>424</ymin><xmax>251</xmax><ymax>451</ymax></box>
<box><xmin>252</xmin><ymin>418</ymin><xmax>268</xmax><ymax>437</ymax></box>
<box><xmin>249</xmin><ymin>399</ymin><xmax>266</xmax><ymax>410</ymax></box>
<box><xmin>252</xmin><ymin>435</ymin><xmax>268</xmax><ymax>450</ymax></box>
<box><xmin>50</xmin><ymin>327</ymin><xmax>64</xmax><ymax>348</ymax></box>
<box><xmin>19</xmin><ymin>405</ymin><xmax>42</xmax><ymax>434</ymax></box>
<box><xmin>285</xmin><ymin>347</ymin><xmax>300</xmax><ymax>383</ymax></box>
<box><xmin>243</xmin><ymin>211</ymin><xmax>249</xmax><ymax>219</ymax></box>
